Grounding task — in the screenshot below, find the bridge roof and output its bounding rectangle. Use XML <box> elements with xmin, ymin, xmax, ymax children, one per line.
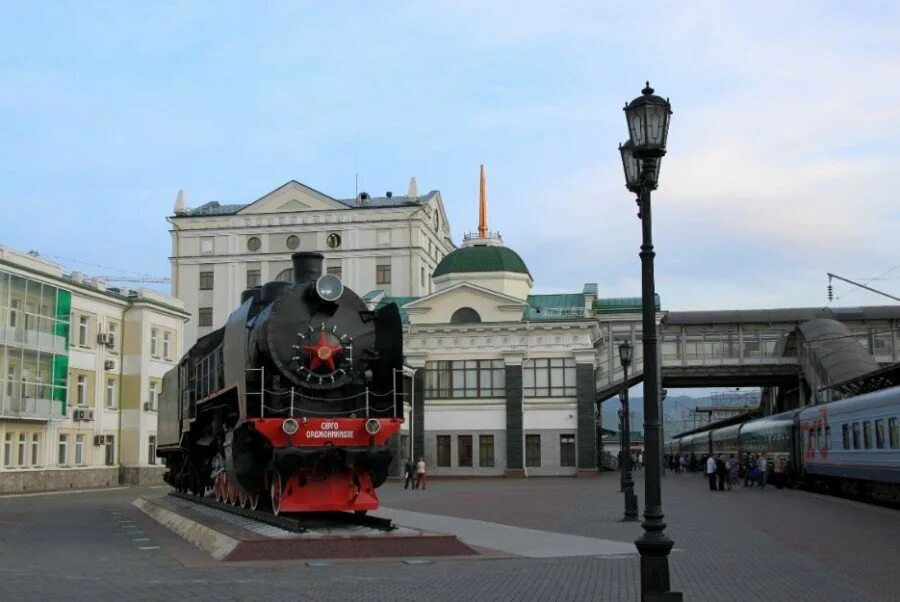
<box><xmin>798</xmin><ymin>319</ymin><xmax>879</xmax><ymax>385</ymax></box>
<box><xmin>663</xmin><ymin>305</ymin><xmax>900</xmax><ymax>326</ymax></box>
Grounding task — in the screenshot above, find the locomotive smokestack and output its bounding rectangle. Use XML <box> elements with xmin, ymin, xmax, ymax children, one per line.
<box><xmin>292</xmin><ymin>252</ymin><xmax>324</xmax><ymax>284</ymax></box>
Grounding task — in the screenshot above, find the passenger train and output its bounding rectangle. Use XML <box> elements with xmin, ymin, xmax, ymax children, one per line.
<box><xmin>665</xmin><ymin>386</ymin><xmax>900</xmax><ymax>504</ymax></box>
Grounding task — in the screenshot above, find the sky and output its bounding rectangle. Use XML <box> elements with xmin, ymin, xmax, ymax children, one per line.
<box><xmin>2</xmin><ymin>1</ymin><xmax>899</xmax><ymax>311</ymax></box>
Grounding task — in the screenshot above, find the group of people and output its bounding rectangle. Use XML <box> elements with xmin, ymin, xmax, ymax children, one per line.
<box><xmin>664</xmin><ymin>450</ymin><xmax>787</xmax><ymax>491</ymax></box>
<box><xmin>616</xmin><ymin>450</ymin><xmax>644</xmax><ymax>470</ymax></box>
<box><xmin>403</xmin><ymin>457</ymin><xmax>427</xmax><ymax>490</ymax></box>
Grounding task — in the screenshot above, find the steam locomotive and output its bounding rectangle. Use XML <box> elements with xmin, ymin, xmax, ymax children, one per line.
<box><xmin>156</xmin><ymin>252</ymin><xmax>404</xmax><ymax>514</ymax></box>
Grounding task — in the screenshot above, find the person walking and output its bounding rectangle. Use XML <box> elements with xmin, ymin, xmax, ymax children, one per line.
<box><xmin>715</xmin><ymin>454</ymin><xmax>727</xmax><ymax>491</ymax></box>
<box><xmin>706</xmin><ymin>453</ymin><xmax>717</xmax><ymax>491</ymax></box>
<box><xmin>757</xmin><ymin>453</ymin><xmax>768</xmax><ymax>490</ymax></box>
<box><xmin>638</xmin><ymin>452</ymin><xmax>644</xmax><ymax>470</ymax></box>
<box><xmin>403</xmin><ymin>458</ymin><xmax>416</xmax><ymax>490</ymax></box>
<box><xmin>773</xmin><ymin>454</ymin><xmax>785</xmax><ymax>489</ymax></box>
<box><xmin>678</xmin><ymin>454</ymin><xmax>686</xmax><ymax>474</ymax></box>
<box><xmin>726</xmin><ymin>454</ymin><xmax>739</xmax><ymax>491</ymax></box>
<box><xmin>415</xmin><ymin>457</ymin><xmax>427</xmax><ymax>490</ymax></box>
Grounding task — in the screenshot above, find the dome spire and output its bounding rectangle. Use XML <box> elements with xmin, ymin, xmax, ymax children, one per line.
<box><xmin>478</xmin><ymin>164</ymin><xmax>488</xmax><ymax>238</ymax></box>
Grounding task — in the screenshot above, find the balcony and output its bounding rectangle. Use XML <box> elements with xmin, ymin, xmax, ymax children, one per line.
<box><xmin>0</xmin><ymin>326</ymin><xmax>67</xmax><ymax>354</ymax></box>
<box><xmin>0</xmin><ymin>395</ymin><xmax>65</xmax><ymax>421</ymax></box>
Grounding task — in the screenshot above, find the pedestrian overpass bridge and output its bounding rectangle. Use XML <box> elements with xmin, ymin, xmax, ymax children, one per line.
<box><xmin>595</xmin><ymin>306</ymin><xmax>900</xmax><ymax>410</ymax></box>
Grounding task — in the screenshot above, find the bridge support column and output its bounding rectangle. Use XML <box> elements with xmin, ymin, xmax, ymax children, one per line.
<box><xmin>576</xmin><ymin>360</ymin><xmax>598</xmax><ymax>475</ymax></box>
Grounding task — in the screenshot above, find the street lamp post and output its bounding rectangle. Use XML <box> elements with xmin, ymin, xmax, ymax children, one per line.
<box><xmin>618</xmin><ymin>341</ymin><xmax>638</xmax><ymax>520</ymax></box>
<box><xmin>619</xmin><ymin>82</ymin><xmax>681</xmax><ymax>601</ymax></box>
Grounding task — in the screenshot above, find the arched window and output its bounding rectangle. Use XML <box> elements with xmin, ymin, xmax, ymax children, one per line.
<box><xmin>451</xmin><ymin>307</ymin><xmax>481</xmax><ymax>324</ymax></box>
<box><xmin>275</xmin><ymin>268</ymin><xmax>293</xmax><ymax>282</ymax></box>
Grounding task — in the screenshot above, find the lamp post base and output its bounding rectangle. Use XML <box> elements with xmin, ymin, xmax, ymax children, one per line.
<box><xmin>623</xmin><ymin>487</ymin><xmax>639</xmax><ymax>521</ymax></box>
<box><xmin>635</xmin><ymin>529</ymin><xmax>681</xmax><ymax>600</ymax></box>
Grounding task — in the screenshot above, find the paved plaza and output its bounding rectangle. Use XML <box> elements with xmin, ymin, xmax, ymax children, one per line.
<box><xmin>1</xmin><ymin>472</ymin><xmax>898</xmax><ymax>601</ymax></box>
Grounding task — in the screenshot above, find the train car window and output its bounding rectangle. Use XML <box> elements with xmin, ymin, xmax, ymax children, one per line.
<box><xmin>842</xmin><ymin>424</ymin><xmax>849</xmax><ymax>449</ymax></box>
<box><xmin>824</xmin><ymin>426</ymin><xmax>831</xmax><ymax>450</ymax></box>
<box><xmin>863</xmin><ymin>422</ymin><xmax>873</xmax><ymax>449</ymax></box>
<box><xmin>874</xmin><ymin>419</ymin><xmax>885</xmax><ymax>449</ymax></box>
<box><xmin>852</xmin><ymin>423</ymin><xmax>860</xmax><ymax>449</ymax></box>
<box><xmin>890</xmin><ymin>418</ymin><xmax>899</xmax><ymax>449</ymax></box>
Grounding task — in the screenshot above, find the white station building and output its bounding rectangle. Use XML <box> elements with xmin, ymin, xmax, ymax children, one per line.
<box><xmin>168</xmin><ymin>169</ymin><xmax>651</xmax><ymax>478</ymax></box>
<box><xmin>168</xmin><ymin>178</ymin><xmax>455</xmax><ymax>348</ymax></box>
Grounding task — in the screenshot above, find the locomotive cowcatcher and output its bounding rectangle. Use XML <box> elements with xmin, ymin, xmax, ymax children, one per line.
<box><xmin>156</xmin><ymin>252</ymin><xmax>404</xmax><ymax>514</ymax></box>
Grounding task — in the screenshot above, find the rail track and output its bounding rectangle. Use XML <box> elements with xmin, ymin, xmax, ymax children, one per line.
<box><xmin>170</xmin><ymin>490</ymin><xmax>396</xmax><ymax>533</ymax></box>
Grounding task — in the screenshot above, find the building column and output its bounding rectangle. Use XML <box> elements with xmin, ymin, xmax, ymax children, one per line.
<box><xmin>412</xmin><ymin>369</ymin><xmax>425</xmax><ymax>462</ymax></box>
<box><xmin>503</xmin><ymin>352</ymin><xmax>525</xmax><ymax>478</ymax></box>
<box><xmin>575</xmin><ymin>352</ymin><xmax>598</xmax><ymax>476</ymax></box>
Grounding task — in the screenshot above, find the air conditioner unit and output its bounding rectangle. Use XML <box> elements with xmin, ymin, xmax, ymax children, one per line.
<box><xmin>72</xmin><ymin>408</ymin><xmax>82</xmax><ymax>421</ymax></box>
<box><xmin>106</xmin><ymin>336</ymin><xmax>116</xmax><ymax>348</ymax></box>
<box><xmin>97</xmin><ymin>332</ymin><xmax>109</xmax><ymax>344</ymax></box>
<box><xmin>72</xmin><ymin>408</ymin><xmax>93</xmax><ymax>421</ymax></box>
<box><xmin>104</xmin><ymin>360</ymin><xmax>115</xmax><ymax>370</ymax></box>
<box><xmin>93</xmin><ymin>435</ymin><xmax>105</xmax><ymax>446</ymax></box>
<box><xmin>143</xmin><ymin>401</ymin><xmax>156</xmax><ymax>412</ymax></box>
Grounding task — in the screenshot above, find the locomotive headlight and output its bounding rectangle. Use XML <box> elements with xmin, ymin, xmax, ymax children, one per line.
<box><xmin>315</xmin><ymin>274</ymin><xmax>343</xmax><ymax>302</ymax></box>
<box><xmin>282</xmin><ymin>418</ymin><xmax>299</xmax><ymax>435</ymax></box>
<box><xmin>365</xmin><ymin>418</ymin><xmax>381</xmax><ymax>435</ymax></box>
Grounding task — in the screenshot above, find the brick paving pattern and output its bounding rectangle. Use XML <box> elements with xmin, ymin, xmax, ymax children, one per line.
<box><xmin>0</xmin><ymin>473</ymin><xmax>897</xmax><ymax>601</ymax></box>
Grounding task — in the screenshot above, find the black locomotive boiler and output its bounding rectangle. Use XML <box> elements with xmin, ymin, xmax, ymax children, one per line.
<box><xmin>156</xmin><ymin>252</ymin><xmax>404</xmax><ymax>514</ymax></box>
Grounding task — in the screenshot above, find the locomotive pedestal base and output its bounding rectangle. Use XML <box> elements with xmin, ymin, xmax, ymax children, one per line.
<box><xmin>134</xmin><ymin>494</ymin><xmax>475</xmax><ymax>562</ymax></box>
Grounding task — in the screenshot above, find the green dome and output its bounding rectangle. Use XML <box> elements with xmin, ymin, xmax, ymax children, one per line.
<box><xmin>433</xmin><ymin>244</ymin><xmax>531</xmax><ymax>278</ymax></box>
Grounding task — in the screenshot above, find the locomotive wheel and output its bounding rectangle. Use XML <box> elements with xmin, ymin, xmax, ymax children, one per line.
<box><xmin>213</xmin><ymin>475</ymin><xmax>222</xmax><ymax>502</ymax></box>
<box><xmin>227</xmin><ymin>484</ymin><xmax>237</xmax><ymax>506</ymax></box>
<box><xmin>239</xmin><ymin>491</ymin><xmax>247</xmax><ymax>508</ymax></box>
<box><xmin>271</xmin><ymin>473</ymin><xmax>283</xmax><ymax>516</ymax></box>
<box><xmin>249</xmin><ymin>493</ymin><xmax>260</xmax><ymax>511</ymax></box>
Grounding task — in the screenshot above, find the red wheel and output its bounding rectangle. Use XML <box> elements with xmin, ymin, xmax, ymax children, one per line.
<box><xmin>238</xmin><ymin>491</ymin><xmax>247</xmax><ymax>508</ymax></box>
<box><xmin>213</xmin><ymin>475</ymin><xmax>221</xmax><ymax>502</ymax></box>
<box><xmin>227</xmin><ymin>484</ymin><xmax>237</xmax><ymax>506</ymax></box>
<box><xmin>249</xmin><ymin>493</ymin><xmax>259</xmax><ymax>511</ymax></box>
<box><xmin>270</xmin><ymin>473</ymin><xmax>283</xmax><ymax>516</ymax></box>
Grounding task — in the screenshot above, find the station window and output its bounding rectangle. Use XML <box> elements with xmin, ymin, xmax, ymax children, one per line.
<box><xmin>436</xmin><ymin>435</ymin><xmax>451</xmax><ymax>467</ymax></box>
<box><xmin>376</xmin><ymin>263</ymin><xmax>391</xmax><ymax>285</ymax></box>
<box><xmin>863</xmin><ymin>422</ymin><xmax>873</xmax><ymax>449</ymax></box>
<box><xmin>479</xmin><ymin>435</ymin><xmax>495</xmax><ymax>467</ymax></box>
<box><xmin>424</xmin><ymin>360</ymin><xmax>505</xmax><ymax>399</ymax></box>
<box><xmin>852</xmin><ymin>423</ymin><xmax>861</xmax><ymax>449</ymax></box>
<box><xmin>198</xmin><ymin>307</ymin><xmax>213</xmax><ymax>327</ymax></box>
<box><xmin>525</xmin><ymin>434</ymin><xmax>541</xmax><ymax>467</ymax></box>
<box><xmin>163</xmin><ymin>331</ymin><xmax>171</xmax><ymax>360</ymax></box>
<box><xmin>17</xmin><ymin>433</ymin><xmax>25</xmax><ymax>466</ymax></box>
<box><xmin>458</xmin><ymin>435</ymin><xmax>473</xmax><ymax>467</ymax></box>
<box><xmin>58</xmin><ymin>434</ymin><xmax>68</xmax><ymax>465</ymax></box>
<box><xmin>78</xmin><ymin>315</ymin><xmax>89</xmax><ymax>347</ymax></box>
<box><xmin>106</xmin><ymin>378</ymin><xmax>116</xmax><ymax>408</ymax></box>
<box><xmin>74</xmin><ymin>434</ymin><xmax>84</xmax><ymax>465</ymax></box>
<box><xmin>842</xmin><ymin>424</ymin><xmax>850</xmax><ymax>449</ymax></box>
<box><xmin>875</xmin><ymin>419</ymin><xmax>885</xmax><ymax>449</ymax></box>
<box><xmin>150</xmin><ymin>328</ymin><xmax>159</xmax><ymax>356</ymax></box>
<box><xmin>199</xmin><ymin>269</ymin><xmax>214</xmax><ymax>290</ymax></box>
<box><xmin>104</xmin><ymin>436</ymin><xmax>115</xmax><ymax>466</ymax></box>
<box><xmin>31</xmin><ymin>433</ymin><xmax>40</xmax><ymax>466</ymax></box>
<box><xmin>247</xmin><ymin>269</ymin><xmax>261</xmax><ymax>288</ymax></box>
<box><xmin>3</xmin><ymin>432</ymin><xmax>11</xmax><ymax>466</ymax></box>
<box><xmin>890</xmin><ymin>418</ymin><xmax>899</xmax><ymax>449</ymax></box>
<box><xmin>76</xmin><ymin>375</ymin><xmax>87</xmax><ymax>405</ymax></box>
<box><xmin>523</xmin><ymin>358</ymin><xmax>577</xmax><ymax>397</ymax></box>
<box><xmin>560</xmin><ymin>434</ymin><xmax>576</xmax><ymax>467</ymax></box>
<box><xmin>148</xmin><ymin>435</ymin><xmax>157</xmax><ymax>465</ymax></box>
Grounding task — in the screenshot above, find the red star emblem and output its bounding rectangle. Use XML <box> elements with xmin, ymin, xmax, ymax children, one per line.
<box><xmin>303</xmin><ymin>332</ymin><xmax>343</xmax><ymax>373</ymax></box>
